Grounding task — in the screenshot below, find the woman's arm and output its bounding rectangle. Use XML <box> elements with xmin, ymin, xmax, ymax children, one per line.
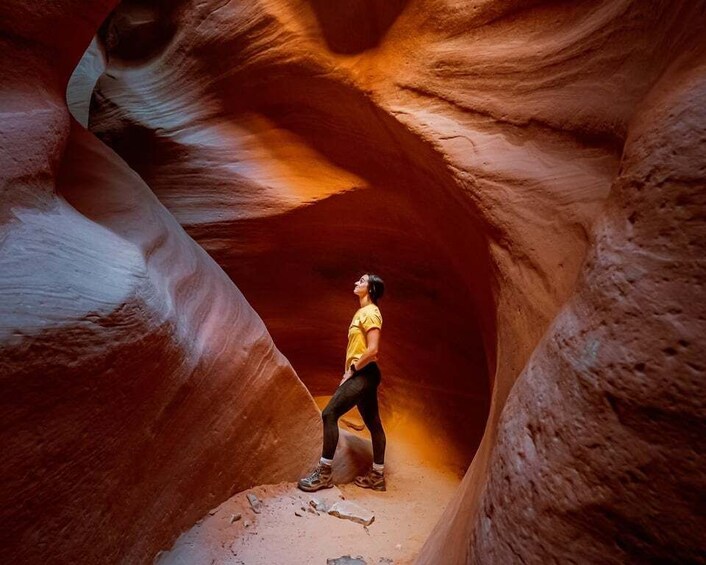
<box><xmin>352</xmin><ymin>328</ymin><xmax>381</xmax><ymax>371</ymax></box>
<box><xmin>339</xmin><ymin>329</ymin><xmax>381</xmax><ymax>386</ymax></box>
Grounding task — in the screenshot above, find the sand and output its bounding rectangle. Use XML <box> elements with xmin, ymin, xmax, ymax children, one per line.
<box><xmin>155</xmin><ymin>437</ymin><xmax>462</xmax><ymax>565</ymax></box>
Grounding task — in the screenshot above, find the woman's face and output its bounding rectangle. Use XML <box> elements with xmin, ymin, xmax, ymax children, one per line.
<box><xmin>354</xmin><ymin>274</ymin><xmax>370</xmax><ymax>297</ymax></box>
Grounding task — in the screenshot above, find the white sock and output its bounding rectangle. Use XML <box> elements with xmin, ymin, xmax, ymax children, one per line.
<box><xmin>372</xmin><ymin>463</ymin><xmax>384</xmax><ymax>473</ymax></box>
<box><xmin>320</xmin><ymin>457</ymin><xmax>333</xmax><ymax>467</ymax></box>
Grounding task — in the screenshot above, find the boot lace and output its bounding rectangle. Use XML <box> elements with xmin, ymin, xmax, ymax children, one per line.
<box><xmin>307</xmin><ymin>465</ymin><xmax>325</xmax><ymax>482</ymax></box>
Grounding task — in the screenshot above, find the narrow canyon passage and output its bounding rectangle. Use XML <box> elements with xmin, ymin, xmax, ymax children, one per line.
<box><xmin>145</xmin><ymin>184</ymin><xmax>494</xmax><ymax>563</ymax></box>
<box><xmin>140</xmin><ymin>166</ymin><xmax>495</xmax><ymax>563</ymax></box>
<box><xmin>87</xmin><ymin>0</ymin><xmax>501</xmax><ymax>482</ymax></box>
<box><xmin>3</xmin><ymin>1</ymin><xmax>705</xmax><ymax>564</ymax></box>
<box><xmin>62</xmin><ymin>1</ymin><xmax>500</xmax><ymax>561</ymax></box>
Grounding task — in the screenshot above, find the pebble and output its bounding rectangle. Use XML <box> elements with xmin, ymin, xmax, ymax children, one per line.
<box><xmin>246</xmin><ymin>493</ymin><xmax>262</xmax><ymax>514</ymax></box>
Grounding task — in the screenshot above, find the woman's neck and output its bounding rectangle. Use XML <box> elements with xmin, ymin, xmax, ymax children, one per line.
<box><xmin>359</xmin><ymin>295</ymin><xmax>373</xmax><ymax>308</ymax></box>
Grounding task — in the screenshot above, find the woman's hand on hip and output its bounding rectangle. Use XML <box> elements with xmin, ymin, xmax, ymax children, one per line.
<box><xmin>339</xmin><ymin>369</ymin><xmax>353</xmax><ymax>386</ymax></box>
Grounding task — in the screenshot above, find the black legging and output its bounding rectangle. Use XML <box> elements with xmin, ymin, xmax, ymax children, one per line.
<box><xmin>321</xmin><ymin>362</ymin><xmax>386</xmax><ymax>465</ymax></box>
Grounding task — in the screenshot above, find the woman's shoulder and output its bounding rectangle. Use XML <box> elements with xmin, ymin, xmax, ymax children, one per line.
<box><xmin>363</xmin><ymin>304</ymin><xmax>382</xmax><ymax>319</ymax></box>
<box><xmin>354</xmin><ymin>304</ymin><xmax>382</xmax><ymax>318</ymax></box>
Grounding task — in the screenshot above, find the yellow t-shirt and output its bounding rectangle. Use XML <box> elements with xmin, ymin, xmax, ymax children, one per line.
<box><xmin>345</xmin><ymin>304</ymin><xmax>382</xmax><ymax>371</ymax></box>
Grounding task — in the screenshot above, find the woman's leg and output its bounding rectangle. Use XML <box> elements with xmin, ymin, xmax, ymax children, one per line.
<box><xmin>321</xmin><ymin>374</ymin><xmax>373</xmax><ymax>459</ymax></box>
<box><xmin>356</xmin><ymin>371</ymin><xmax>386</xmax><ymax>465</ymax></box>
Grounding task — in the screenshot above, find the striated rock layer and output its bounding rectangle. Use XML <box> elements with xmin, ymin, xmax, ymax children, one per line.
<box><xmin>0</xmin><ymin>1</ymin><xmax>320</xmax><ymax>563</ymax></box>
<box><xmin>460</xmin><ymin>46</ymin><xmax>706</xmax><ymax>564</ymax></box>
<box><xmin>1</xmin><ymin>0</ymin><xmax>704</xmax><ymax>563</ymax></box>
<box><xmin>86</xmin><ymin>0</ymin><xmax>706</xmax><ymax>562</ymax></box>
<box><xmin>413</xmin><ymin>5</ymin><xmax>706</xmax><ymax>564</ymax></box>
<box><xmin>89</xmin><ymin>0</ymin><xmax>499</xmax><ymax>468</ymax></box>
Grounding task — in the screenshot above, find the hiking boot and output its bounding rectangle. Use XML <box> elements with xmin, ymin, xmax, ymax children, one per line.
<box><xmin>297</xmin><ymin>463</ymin><xmax>333</xmax><ymax>492</ymax></box>
<box><xmin>354</xmin><ymin>468</ymin><xmax>386</xmax><ymax>491</ymax></box>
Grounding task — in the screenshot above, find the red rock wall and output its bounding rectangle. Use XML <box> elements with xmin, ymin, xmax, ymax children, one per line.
<box><xmin>88</xmin><ymin>0</ymin><xmax>498</xmax><ymax>469</ymax></box>
<box><xmin>87</xmin><ymin>1</ymin><xmax>705</xmax><ymax>562</ymax></box>
<box><xmin>0</xmin><ymin>2</ymin><xmax>320</xmax><ymax>563</ymax></box>
<box><xmin>88</xmin><ymin>0</ymin><xmax>705</xmax><ymax>468</ymax></box>
<box><xmin>3</xmin><ymin>0</ymin><xmax>704</xmax><ymax>562</ymax></box>
<box><xmin>460</xmin><ymin>44</ymin><xmax>706</xmax><ymax>564</ymax></box>
<box><xmin>415</xmin><ymin>2</ymin><xmax>706</xmax><ymax>563</ymax></box>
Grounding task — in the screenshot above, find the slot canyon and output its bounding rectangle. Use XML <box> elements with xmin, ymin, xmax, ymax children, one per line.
<box><xmin>1</xmin><ymin>0</ymin><xmax>704</xmax><ymax>563</ymax></box>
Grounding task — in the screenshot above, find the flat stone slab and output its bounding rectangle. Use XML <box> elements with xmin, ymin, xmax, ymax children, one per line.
<box><xmin>327</xmin><ymin>500</ymin><xmax>375</xmax><ymax>526</ymax></box>
<box><xmin>327</xmin><ymin>556</ymin><xmax>367</xmax><ymax>565</ymax></box>
<box><xmin>308</xmin><ymin>485</ymin><xmax>345</xmax><ymax>513</ymax></box>
<box><xmin>310</xmin><ymin>498</ymin><xmax>327</xmax><ymax>512</ymax></box>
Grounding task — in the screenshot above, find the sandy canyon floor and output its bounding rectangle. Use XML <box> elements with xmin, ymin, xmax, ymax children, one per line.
<box><xmin>155</xmin><ymin>407</ymin><xmax>464</xmax><ymax>565</ymax></box>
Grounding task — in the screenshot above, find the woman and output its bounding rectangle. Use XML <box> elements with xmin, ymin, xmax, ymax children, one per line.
<box><xmin>298</xmin><ymin>273</ymin><xmax>387</xmax><ymax>492</ymax></box>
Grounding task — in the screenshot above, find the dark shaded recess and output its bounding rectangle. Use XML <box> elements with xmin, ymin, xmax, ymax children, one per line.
<box><xmin>98</xmin><ymin>0</ymin><xmax>187</xmax><ymax>63</ymax></box>
<box><xmin>565</xmin><ymin>503</ymin><xmax>706</xmax><ymax>565</ymax></box>
<box><xmin>89</xmin><ymin>87</ymin><xmax>173</xmax><ymax>177</ymax></box>
<box><xmin>309</xmin><ymin>0</ymin><xmax>409</xmax><ymax>54</ymax></box>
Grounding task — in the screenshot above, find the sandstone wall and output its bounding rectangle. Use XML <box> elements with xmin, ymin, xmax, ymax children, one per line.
<box><xmin>86</xmin><ymin>1</ymin><xmax>706</xmax><ymax>561</ymax></box>
<box><xmin>0</xmin><ymin>1</ymin><xmax>320</xmax><ymax>562</ymax></box>
<box><xmin>464</xmin><ymin>47</ymin><xmax>706</xmax><ymax>562</ymax></box>
<box><xmin>414</xmin><ymin>2</ymin><xmax>706</xmax><ymax>563</ymax></box>
<box><xmin>2</xmin><ymin>0</ymin><xmax>704</xmax><ymax>562</ymax></box>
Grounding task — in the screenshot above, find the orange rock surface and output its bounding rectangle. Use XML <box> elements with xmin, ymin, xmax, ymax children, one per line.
<box><xmin>0</xmin><ymin>2</ymin><xmax>320</xmax><ymax>563</ymax></box>
<box><xmin>456</xmin><ymin>50</ymin><xmax>706</xmax><ymax>562</ymax></box>
<box><xmin>2</xmin><ymin>0</ymin><xmax>705</xmax><ymax>562</ymax></box>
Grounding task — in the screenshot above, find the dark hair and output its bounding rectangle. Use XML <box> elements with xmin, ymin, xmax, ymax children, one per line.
<box><xmin>366</xmin><ymin>274</ymin><xmax>385</xmax><ymax>304</ymax></box>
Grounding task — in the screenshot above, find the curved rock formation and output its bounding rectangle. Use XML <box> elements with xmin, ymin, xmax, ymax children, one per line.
<box><xmin>414</xmin><ymin>4</ymin><xmax>706</xmax><ymax>564</ymax></box>
<box><xmin>475</xmin><ymin>46</ymin><xmax>706</xmax><ymax>563</ymax></box>
<box><xmin>87</xmin><ymin>0</ymin><xmax>706</xmax><ymax>562</ymax></box>
<box><xmin>0</xmin><ymin>2</ymin><xmax>320</xmax><ymax>563</ymax></box>
<box><xmin>2</xmin><ymin>0</ymin><xmax>704</xmax><ymax>562</ymax></box>
<box><xmin>88</xmin><ymin>0</ymin><xmax>499</xmax><ymax>469</ymax></box>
